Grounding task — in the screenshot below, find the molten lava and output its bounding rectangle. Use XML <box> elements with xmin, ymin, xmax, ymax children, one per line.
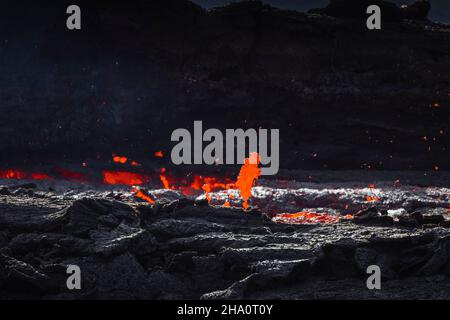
<box><xmin>160</xmin><ymin>174</ymin><xmax>173</xmax><ymax>190</ymax></box>
<box><xmin>0</xmin><ymin>169</ymin><xmax>27</xmax><ymax>180</ymax></box>
<box><xmin>103</xmin><ymin>171</ymin><xmax>149</xmax><ymax>186</ymax></box>
<box><xmin>235</xmin><ymin>153</ymin><xmax>261</xmax><ymax>209</ymax></box>
<box><xmin>366</xmin><ymin>195</ymin><xmax>379</xmax><ymax>203</ymax></box>
<box><xmin>131</xmin><ymin>187</ymin><xmax>155</xmax><ymax>204</ymax></box>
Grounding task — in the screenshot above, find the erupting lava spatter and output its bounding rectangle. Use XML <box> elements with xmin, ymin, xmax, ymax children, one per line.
<box><xmin>113</xmin><ymin>155</ymin><xmax>128</xmax><ymax>164</ymax></box>
<box><xmin>1</xmin><ymin>152</ymin><xmax>358</xmax><ymax>224</ymax></box>
<box><xmin>235</xmin><ymin>152</ymin><xmax>261</xmax><ymax>209</ymax></box>
<box><xmin>159</xmin><ymin>174</ymin><xmax>173</xmax><ymax>190</ymax></box>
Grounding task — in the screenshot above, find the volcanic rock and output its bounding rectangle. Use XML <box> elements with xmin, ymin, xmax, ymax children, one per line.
<box><xmin>353</xmin><ymin>207</ymin><xmax>394</xmax><ymax>226</ymax></box>
<box><xmin>398</xmin><ymin>215</ymin><xmax>420</xmax><ymax>227</ymax></box>
<box><xmin>1</xmin><ymin>188</ymin><xmax>450</xmax><ymax>299</ymax></box>
<box><xmin>401</xmin><ymin>0</ymin><xmax>431</xmax><ymax>21</ymax></box>
<box><xmin>309</xmin><ymin>0</ymin><xmax>430</xmax><ymax>21</ymax></box>
<box><xmin>0</xmin><ymin>187</ymin><xmax>11</xmax><ymax>195</ymax></box>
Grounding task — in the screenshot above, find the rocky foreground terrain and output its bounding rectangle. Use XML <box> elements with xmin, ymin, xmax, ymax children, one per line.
<box><xmin>1</xmin><ymin>175</ymin><xmax>449</xmax><ymax>300</ymax></box>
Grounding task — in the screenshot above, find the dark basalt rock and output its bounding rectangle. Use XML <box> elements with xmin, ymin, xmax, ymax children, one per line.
<box><xmin>398</xmin><ymin>215</ymin><xmax>420</xmax><ymax>227</ymax></box>
<box><xmin>401</xmin><ymin>0</ymin><xmax>431</xmax><ymax>21</ymax></box>
<box><xmin>422</xmin><ymin>214</ymin><xmax>445</xmax><ymax>225</ymax></box>
<box><xmin>1</xmin><ymin>192</ymin><xmax>450</xmax><ymax>299</ymax></box>
<box><xmin>61</xmin><ymin>198</ymin><xmax>140</xmax><ymax>237</ymax></box>
<box><xmin>309</xmin><ymin>0</ymin><xmax>430</xmax><ymax>21</ymax></box>
<box><xmin>353</xmin><ymin>206</ymin><xmax>393</xmax><ymax>226</ymax></box>
<box><xmin>9</xmin><ymin>183</ymin><xmax>37</xmax><ymax>190</ymax></box>
<box><xmin>0</xmin><ymin>187</ymin><xmax>11</xmax><ymax>195</ymax></box>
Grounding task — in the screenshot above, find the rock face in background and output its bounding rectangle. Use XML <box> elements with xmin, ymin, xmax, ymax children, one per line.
<box><xmin>309</xmin><ymin>0</ymin><xmax>431</xmax><ymax>21</ymax></box>
<box><xmin>0</xmin><ymin>0</ymin><xmax>448</xmax><ymax>170</ymax></box>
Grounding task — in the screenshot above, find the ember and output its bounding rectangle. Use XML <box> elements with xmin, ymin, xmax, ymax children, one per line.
<box><xmin>113</xmin><ymin>155</ymin><xmax>128</xmax><ymax>164</ymax></box>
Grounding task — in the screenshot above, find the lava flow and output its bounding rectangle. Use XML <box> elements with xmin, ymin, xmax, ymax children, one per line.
<box><xmin>131</xmin><ymin>187</ymin><xmax>155</xmax><ymax>204</ymax></box>
<box><xmin>103</xmin><ymin>171</ymin><xmax>149</xmax><ymax>186</ymax></box>
<box><xmin>1</xmin><ymin>153</ymin><xmax>360</xmax><ymax>224</ymax></box>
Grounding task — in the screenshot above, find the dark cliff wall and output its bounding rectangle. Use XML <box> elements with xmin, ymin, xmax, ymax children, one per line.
<box><xmin>0</xmin><ymin>0</ymin><xmax>449</xmax><ymax>170</ymax></box>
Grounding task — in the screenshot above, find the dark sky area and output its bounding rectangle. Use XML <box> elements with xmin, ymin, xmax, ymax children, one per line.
<box><xmin>192</xmin><ymin>0</ymin><xmax>450</xmax><ymax>23</ymax></box>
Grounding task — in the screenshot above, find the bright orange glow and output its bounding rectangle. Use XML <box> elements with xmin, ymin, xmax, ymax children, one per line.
<box><xmin>160</xmin><ymin>174</ymin><xmax>173</xmax><ymax>189</ymax></box>
<box><xmin>0</xmin><ymin>169</ymin><xmax>27</xmax><ymax>179</ymax></box>
<box><xmin>366</xmin><ymin>195</ymin><xmax>379</xmax><ymax>203</ymax></box>
<box><xmin>202</xmin><ymin>183</ymin><xmax>212</xmax><ymax>201</ymax></box>
<box><xmin>235</xmin><ymin>153</ymin><xmax>261</xmax><ymax>209</ymax></box>
<box><xmin>223</xmin><ymin>201</ymin><xmax>231</xmax><ymax>207</ymax></box>
<box><xmin>154</xmin><ymin>151</ymin><xmax>164</xmax><ymax>158</ymax></box>
<box><xmin>113</xmin><ymin>155</ymin><xmax>128</xmax><ymax>164</ymax></box>
<box><xmin>131</xmin><ymin>187</ymin><xmax>155</xmax><ymax>204</ymax></box>
<box><xmin>103</xmin><ymin>171</ymin><xmax>148</xmax><ymax>185</ymax></box>
<box><xmin>131</xmin><ymin>161</ymin><xmax>141</xmax><ymax>167</ymax></box>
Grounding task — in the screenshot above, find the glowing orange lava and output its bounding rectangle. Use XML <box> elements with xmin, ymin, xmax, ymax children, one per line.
<box><xmin>103</xmin><ymin>171</ymin><xmax>148</xmax><ymax>186</ymax></box>
<box><xmin>160</xmin><ymin>174</ymin><xmax>173</xmax><ymax>189</ymax></box>
<box><xmin>366</xmin><ymin>195</ymin><xmax>379</xmax><ymax>203</ymax></box>
<box><xmin>235</xmin><ymin>152</ymin><xmax>261</xmax><ymax>209</ymax></box>
<box><xmin>113</xmin><ymin>155</ymin><xmax>128</xmax><ymax>164</ymax></box>
<box><xmin>131</xmin><ymin>161</ymin><xmax>141</xmax><ymax>167</ymax></box>
<box><xmin>131</xmin><ymin>187</ymin><xmax>155</xmax><ymax>204</ymax></box>
<box><xmin>0</xmin><ymin>169</ymin><xmax>27</xmax><ymax>179</ymax></box>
